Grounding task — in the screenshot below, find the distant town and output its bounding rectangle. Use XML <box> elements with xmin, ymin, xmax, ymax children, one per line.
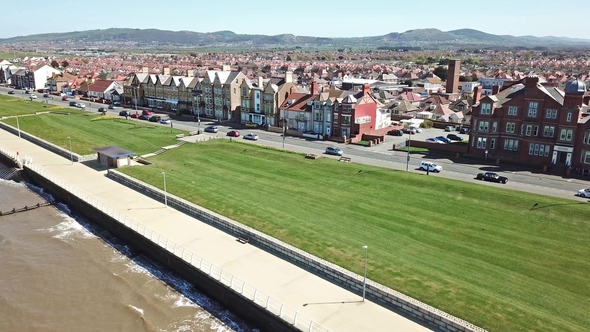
<box><xmin>1</xmin><ymin>42</ymin><xmax>590</xmax><ymax>179</ymax></box>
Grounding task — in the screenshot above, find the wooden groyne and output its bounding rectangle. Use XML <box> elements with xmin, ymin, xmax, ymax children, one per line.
<box><xmin>0</xmin><ymin>202</ymin><xmax>54</xmax><ymax>216</ymax></box>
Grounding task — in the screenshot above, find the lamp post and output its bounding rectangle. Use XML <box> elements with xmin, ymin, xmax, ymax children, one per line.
<box><xmin>16</xmin><ymin>116</ymin><xmax>21</xmax><ymax>138</ymax></box>
<box><xmin>282</xmin><ymin>114</ymin><xmax>286</xmax><ymax>149</ymax></box>
<box><xmin>67</xmin><ymin>136</ymin><xmax>73</xmax><ymax>164</ymax></box>
<box><xmin>161</xmin><ymin>171</ymin><xmax>167</xmax><ymax>207</ymax></box>
<box><xmin>362</xmin><ymin>245</ymin><xmax>368</xmax><ymax>301</ymax></box>
<box><xmin>485</xmin><ymin>149</ymin><xmax>489</xmax><ymax>165</ymax></box>
<box><xmin>405</xmin><ymin>131</ymin><xmax>412</xmax><ymax>172</ymax></box>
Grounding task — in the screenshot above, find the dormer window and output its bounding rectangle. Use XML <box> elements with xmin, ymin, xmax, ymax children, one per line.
<box><xmin>480</xmin><ymin>103</ymin><xmax>492</xmax><ymax>115</ymax></box>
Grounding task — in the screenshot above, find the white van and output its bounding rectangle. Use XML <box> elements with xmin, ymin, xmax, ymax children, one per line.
<box><xmin>419</xmin><ymin>161</ymin><xmax>442</xmax><ymax>173</ymax></box>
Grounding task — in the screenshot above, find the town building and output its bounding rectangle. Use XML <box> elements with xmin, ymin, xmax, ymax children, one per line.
<box><xmin>469</xmin><ymin>76</ymin><xmax>590</xmax><ymax>176</ymax></box>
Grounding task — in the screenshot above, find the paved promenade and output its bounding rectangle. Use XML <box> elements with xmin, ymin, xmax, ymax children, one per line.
<box><xmin>0</xmin><ymin>129</ymin><xmax>434</xmax><ymax>332</ymax></box>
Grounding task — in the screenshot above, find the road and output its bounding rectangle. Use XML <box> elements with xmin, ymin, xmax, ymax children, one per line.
<box><xmin>2</xmin><ymin>86</ymin><xmax>589</xmax><ymax>200</ymax></box>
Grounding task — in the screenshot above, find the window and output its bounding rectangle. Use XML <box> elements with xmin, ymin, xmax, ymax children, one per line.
<box><xmin>582</xmin><ymin>150</ymin><xmax>590</xmax><ymax>164</ymax></box>
<box><xmin>481</xmin><ymin>103</ymin><xmax>492</xmax><ymax>115</ymax></box>
<box><xmin>342</xmin><ymin>115</ymin><xmax>351</xmax><ymax>125</ymax></box>
<box><xmin>508</xmin><ymin>106</ymin><xmax>518</xmax><ymax>116</ymax></box>
<box><xmin>529</xmin><ymin>143</ymin><xmax>551</xmax><ymax>157</ymax></box>
<box><xmin>566</xmin><ymin>112</ymin><xmax>572</xmax><ymax>122</ymax></box>
<box><xmin>242</xmin><ymin>87</ymin><xmax>248</xmax><ymax>96</ymax></box>
<box><xmin>543</xmin><ymin>126</ymin><xmax>555</xmax><ymax>137</ymax></box>
<box><xmin>545</xmin><ymin>109</ymin><xmax>558</xmax><ymax>119</ymax></box>
<box><xmin>490</xmin><ymin>138</ymin><xmax>496</xmax><ymax>149</ymax></box>
<box><xmin>533</xmin><ymin>126</ymin><xmax>539</xmax><ymax>136</ymax></box>
<box><xmin>492</xmin><ymin>122</ymin><xmax>497</xmax><ymax>132</ymax></box>
<box><xmin>333</xmin><ymin>113</ymin><xmax>338</xmax><ymax>123</ymax></box>
<box><xmin>584</xmin><ymin>131</ymin><xmax>590</xmax><ymax>144</ymax></box>
<box><xmin>478</xmin><ymin>121</ymin><xmax>489</xmax><ymax>132</ymax></box>
<box><xmin>525</xmin><ymin>125</ymin><xmax>532</xmax><ymax>136</ymax></box>
<box><xmin>560</xmin><ymin>129</ymin><xmax>573</xmax><ymax>141</ymax></box>
<box><xmin>506</xmin><ymin>122</ymin><xmax>516</xmax><ymax>133</ymax></box>
<box><xmin>527</xmin><ymin>102</ymin><xmax>538</xmax><ymax>117</ymax></box>
<box><xmin>314</xmin><ymin>112</ymin><xmax>323</xmax><ymax>121</ymax></box>
<box><xmin>476</xmin><ymin>137</ymin><xmax>487</xmax><ymax>149</ymax></box>
<box><xmin>504</xmin><ymin>139</ymin><xmax>518</xmax><ymax>151</ymax></box>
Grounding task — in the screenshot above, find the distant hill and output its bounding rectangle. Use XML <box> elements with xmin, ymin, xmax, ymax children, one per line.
<box><xmin>2</xmin><ymin>28</ymin><xmax>590</xmax><ymax>49</ymax></box>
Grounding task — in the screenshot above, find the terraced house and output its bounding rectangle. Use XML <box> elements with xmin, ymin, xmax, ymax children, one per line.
<box><xmin>193</xmin><ymin>66</ymin><xmax>246</xmax><ymax>120</ymax></box>
<box><xmin>469</xmin><ymin>76</ymin><xmax>590</xmax><ymax>177</ymax></box>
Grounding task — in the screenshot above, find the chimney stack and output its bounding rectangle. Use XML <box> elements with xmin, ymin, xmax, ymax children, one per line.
<box><xmin>492</xmin><ymin>84</ymin><xmax>501</xmax><ymax>95</ymax></box>
<box><xmin>362</xmin><ymin>83</ymin><xmax>370</xmax><ymax>95</ymax></box>
<box><xmin>222</xmin><ymin>65</ymin><xmax>231</xmax><ymax>71</ymax></box>
<box><xmin>163</xmin><ymin>66</ymin><xmax>170</xmax><ymax>75</ymax></box>
<box><xmin>257</xmin><ymin>76</ymin><xmax>264</xmax><ymax>88</ymax></box>
<box><xmin>285</xmin><ymin>71</ymin><xmax>293</xmax><ymax>83</ymax></box>
<box><xmin>446</xmin><ymin>59</ymin><xmax>460</xmax><ymax>94</ymax></box>
<box><xmin>311</xmin><ymin>81</ymin><xmax>319</xmax><ymax>95</ymax></box>
<box><xmin>142</xmin><ymin>66</ymin><xmax>148</xmax><ymax>73</ymax></box>
<box><xmin>473</xmin><ymin>85</ymin><xmax>482</xmax><ymax>104</ymax></box>
<box><xmin>186</xmin><ymin>69</ymin><xmax>194</xmax><ymax>77</ymax></box>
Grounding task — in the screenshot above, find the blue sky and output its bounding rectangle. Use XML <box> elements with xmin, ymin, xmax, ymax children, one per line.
<box><xmin>2</xmin><ymin>0</ymin><xmax>589</xmax><ymax>39</ymax></box>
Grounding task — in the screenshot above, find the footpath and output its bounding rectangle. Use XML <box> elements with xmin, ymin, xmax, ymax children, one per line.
<box><xmin>0</xmin><ymin>129</ymin><xmax>434</xmax><ymax>331</ymax></box>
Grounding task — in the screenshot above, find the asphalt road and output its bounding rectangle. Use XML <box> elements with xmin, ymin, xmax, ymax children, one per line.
<box><xmin>2</xmin><ymin>87</ymin><xmax>589</xmax><ymax>200</ymax></box>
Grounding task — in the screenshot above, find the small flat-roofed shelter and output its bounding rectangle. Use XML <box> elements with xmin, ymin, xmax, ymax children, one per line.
<box><xmin>92</xmin><ymin>146</ymin><xmax>136</xmax><ymax>168</ymax></box>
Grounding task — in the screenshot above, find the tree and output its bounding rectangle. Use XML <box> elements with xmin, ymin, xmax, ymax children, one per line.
<box><xmin>50</xmin><ymin>60</ymin><xmax>60</xmax><ymax>68</ymax></box>
<box><xmin>433</xmin><ymin>66</ymin><xmax>448</xmax><ymax>81</ymax></box>
<box><xmin>286</xmin><ymin>55</ymin><xmax>292</xmax><ymax>61</ymax></box>
<box><xmin>459</xmin><ymin>75</ymin><xmax>472</xmax><ymax>82</ymax></box>
<box><xmin>61</xmin><ymin>60</ymin><xmax>69</xmax><ymax>68</ymax></box>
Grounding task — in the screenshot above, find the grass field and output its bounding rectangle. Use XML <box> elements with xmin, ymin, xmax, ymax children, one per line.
<box><xmin>1</xmin><ymin>108</ymin><xmax>187</xmax><ymax>155</ymax></box>
<box><xmin>119</xmin><ymin>140</ymin><xmax>590</xmax><ymax>332</ymax></box>
<box><xmin>0</xmin><ymin>94</ymin><xmax>63</xmax><ymax>117</ymax></box>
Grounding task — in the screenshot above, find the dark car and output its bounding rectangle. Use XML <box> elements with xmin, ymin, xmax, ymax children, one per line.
<box><xmin>388</xmin><ymin>129</ymin><xmax>404</xmax><ymax>136</ymax></box>
<box><xmin>204</xmin><ymin>126</ymin><xmax>218</xmax><ymax>133</ymax></box>
<box><xmin>446</xmin><ymin>134</ymin><xmax>463</xmax><ymax>141</ymax></box>
<box><xmin>108</xmin><ymin>104</ymin><xmax>116</xmax><ymax>109</ymax></box>
<box><xmin>460</xmin><ymin>127</ymin><xmax>470</xmax><ymax>134</ymax></box>
<box><xmin>98</xmin><ymin>107</ymin><xmax>106</xmax><ymax>113</ymax></box>
<box><xmin>475</xmin><ymin>172</ymin><xmax>508</xmax><ymax>184</ymax></box>
<box><xmin>7</xmin><ymin>90</ymin><xmax>15</xmax><ymax>94</ymax></box>
<box><xmin>43</xmin><ymin>93</ymin><xmax>50</xmax><ymax>98</ymax></box>
<box><xmin>139</xmin><ymin>114</ymin><xmax>150</xmax><ymax>120</ymax></box>
<box><xmin>119</xmin><ymin>110</ymin><xmax>130</xmax><ymax>116</ymax></box>
<box><xmin>149</xmin><ymin>115</ymin><xmax>162</xmax><ymax>122</ymax></box>
<box><xmin>69</xmin><ymin>101</ymin><xmax>78</xmax><ymax>107</ymax></box>
<box><xmin>227</xmin><ymin>130</ymin><xmax>240</xmax><ymax>137</ymax></box>
<box><xmin>435</xmin><ymin>136</ymin><xmax>452</xmax><ymax>143</ymax></box>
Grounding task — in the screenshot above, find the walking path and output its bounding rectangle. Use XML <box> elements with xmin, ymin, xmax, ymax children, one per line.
<box><xmin>0</xmin><ymin>129</ymin><xmax>434</xmax><ymax>332</ymax></box>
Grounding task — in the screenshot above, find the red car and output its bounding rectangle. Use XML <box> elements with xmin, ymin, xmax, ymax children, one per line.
<box><xmin>130</xmin><ymin>113</ymin><xmax>140</xmax><ymax>119</ymax></box>
<box><xmin>402</xmin><ymin>128</ymin><xmax>416</xmax><ymax>134</ymax></box>
<box><xmin>227</xmin><ymin>130</ymin><xmax>240</xmax><ymax>137</ymax></box>
<box><xmin>142</xmin><ymin>109</ymin><xmax>152</xmax><ymax>116</ymax></box>
<box><xmin>61</xmin><ymin>96</ymin><xmax>69</xmax><ymax>101</ymax></box>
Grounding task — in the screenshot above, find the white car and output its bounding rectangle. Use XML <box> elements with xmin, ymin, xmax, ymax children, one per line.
<box><xmin>409</xmin><ymin>126</ymin><xmax>422</xmax><ymax>133</ymax></box>
<box><xmin>159</xmin><ymin>118</ymin><xmax>171</xmax><ymax>124</ymax></box>
<box><xmin>577</xmin><ymin>188</ymin><xmax>590</xmax><ymax>198</ymax></box>
<box><xmin>419</xmin><ymin>161</ymin><xmax>442</xmax><ymax>173</ymax></box>
<box><xmin>425</xmin><ymin>138</ymin><xmax>445</xmax><ymax>144</ymax></box>
<box><xmin>30</xmin><ymin>94</ymin><xmax>37</xmax><ymax>99</ymax></box>
<box><xmin>243</xmin><ymin>133</ymin><xmax>259</xmax><ymax>141</ymax></box>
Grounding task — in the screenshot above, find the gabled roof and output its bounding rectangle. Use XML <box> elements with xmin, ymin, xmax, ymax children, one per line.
<box><xmin>280</xmin><ymin>93</ymin><xmax>315</xmax><ymax>112</ymax></box>
<box><xmin>88</xmin><ymin>79</ymin><xmax>115</xmax><ymax>93</ymax></box>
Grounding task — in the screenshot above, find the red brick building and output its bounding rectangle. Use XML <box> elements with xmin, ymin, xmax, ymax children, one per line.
<box><xmin>469</xmin><ymin>76</ymin><xmax>590</xmax><ymax>176</ymax></box>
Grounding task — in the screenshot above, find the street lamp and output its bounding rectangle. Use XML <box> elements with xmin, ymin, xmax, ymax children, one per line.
<box><xmin>362</xmin><ymin>245</ymin><xmax>368</xmax><ymax>301</ymax></box>
<box><xmin>282</xmin><ymin>116</ymin><xmax>286</xmax><ymax>149</ymax></box>
<box><xmin>67</xmin><ymin>136</ymin><xmax>73</xmax><ymax>164</ymax></box>
<box><xmin>405</xmin><ymin>131</ymin><xmax>412</xmax><ymax>172</ymax></box>
<box><xmin>16</xmin><ymin>116</ymin><xmax>21</xmax><ymax>138</ymax></box>
<box><xmin>161</xmin><ymin>171</ymin><xmax>167</xmax><ymax>207</ymax></box>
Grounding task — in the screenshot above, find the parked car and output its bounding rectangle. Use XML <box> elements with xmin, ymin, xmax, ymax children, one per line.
<box><xmin>460</xmin><ymin>127</ymin><xmax>469</xmax><ymax>134</ymax></box>
<box><xmin>245</xmin><ymin>122</ymin><xmax>258</xmax><ymax>128</ymax></box>
<box><xmin>69</xmin><ymin>101</ymin><xmax>77</xmax><ymax>106</ymax></box>
<box><xmin>409</xmin><ymin>126</ymin><xmax>422</xmax><ymax>133</ymax></box>
<box><xmin>76</xmin><ymin>103</ymin><xmax>85</xmax><ymax>109</ymax></box>
<box><xmin>243</xmin><ymin>133</ymin><xmax>259</xmax><ymax>141</ymax></box>
<box><xmin>98</xmin><ymin>107</ymin><xmax>106</xmax><ymax>113</ymax></box>
<box><xmin>7</xmin><ymin>90</ymin><xmax>15</xmax><ymax>94</ymax></box>
<box><xmin>149</xmin><ymin>115</ymin><xmax>162</xmax><ymax>122</ymax></box>
<box><xmin>425</xmin><ymin>138</ymin><xmax>445</xmax><ymax>144</ymax></box>
<box><xmin>43</xmin><ymin>93</ymin><xmax>50</xmax><ymax>98</ymax></box>
<box><xmin>446</xmin><ymin>134</ymin><xmax>463</xmax><ymax>141</ymax></box>
<box><xmin>159</xmin><ymin>118</ymin><xmax>171</xmax><ymax>124</ymax></box>
<box><xmin>445</xmin><ymin>126</ymin><xmax>456</xmax><ymax>132</ymax></box>
<box><xmin>402</xmin><ymin>128</ymin><xmax>416</xmax><ymax>134</ymax></box>
<box><xmin>325</xmin><ymin>146</ymin><xmax>343</xmax><ymax>156</ymax></box>
<box><xmin>435</xmin><ymin>136</ymin><xmax>451</xmax><ymax>144</ymax></box>
<box><xmin>130</xmin><ymin>113</ymin><xmax>140</xmax><ymax>119</ymax></box>
<box><xmin>119</xmin><ymin>110</ymin><xmax>130</xmax><ymax>116</ymax></box>
<box><xmin>108</xmin><ymin>104</ymin><xmax>116</xmax><ymax>110</ymax></box>
<box><xmin>227</xmin><ymin>130</ymin><xmax>240</xmax><ymax>137</ymax></box>
<box><xmin>30</xmin><ymin>94</ymin><xmax>37</xmax><ymax>99</ymax></box>
<box><xmin>204</xmin><ymin>126</ymin><xmax>218</xmax><ymax>133</ymax></box>
<box><xmin>419</xmin><ymin>161</ymin><xmax>442</xmax><ymax>173</ymax></box>
<box><xmin>388</xmin><ymin>129</ymin><xmax>404</xmax><ymax>136</ymax></box>
<box><xmin>577</xmin><ymin>188</ymin><xmax>590</xmax><ymax>198</ymax></box>
<box><xmin>142</xmin><ymin>109</ymin><xmax>152</xmax><ymax>116</ymax></box>
<box><xmin>113</xmin><ymin>101</ymin><xmax>121</xmax><ymax>106</ymax></box>
<box><xmin>475</xmin><ymin>172</ymin><xmax>508</xmax><ymax>184</ymax></box>
<box><xmin>62</xmin><ymin>96</ymin><xmax>69</xmax><ymax>101</ymax></box>
<box><xmin>139</xmin><ymin>114</ymin><xmax>150</xmax><ymax>120</ymax></box>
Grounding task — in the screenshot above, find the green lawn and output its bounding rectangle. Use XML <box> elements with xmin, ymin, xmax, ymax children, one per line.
<box><xmin>0</xmin><ymin>94</ymin><xmax>66</xmax><ymax>117</ymax></box>
<box><xmin>1</xmin><ymin>111</ymin><xmax>187</xmax><ymax>155</ymax></box>
<box><xmin>119</xmin><ymin>140</ymin><xmax>589</xmax><ymax>332</ymax></box>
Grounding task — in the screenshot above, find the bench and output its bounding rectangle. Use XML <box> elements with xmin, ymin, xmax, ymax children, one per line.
<box><xmin>237</xmin><ymin>236</ymin><xmax>250</xmax><ymax>244</ymax></box>
<box><xmin>175</xmin><ymin>134</ymin><xmax>185</xmax><ymax>138</ymax></box>
<box><xmin>339</xmin><ymin>156</ymin><xmax>351</xmax><ymax>163</ymax></box>
<box><xmin>306</xmin><ymin>153</ymin><xmax>321</xmax><ymax>159</ymax></box>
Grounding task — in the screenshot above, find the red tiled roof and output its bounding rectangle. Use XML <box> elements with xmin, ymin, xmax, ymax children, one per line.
<box><xmin>280</xmin><ymin>93</ymin><xmax>314</xmax><ymax>111</ymax></box>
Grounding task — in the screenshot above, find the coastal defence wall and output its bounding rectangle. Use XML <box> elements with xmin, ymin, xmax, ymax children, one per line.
<box><xmin>107</xmin><ymin>170</ymin><xmax>487</xmax><ymax>332</ymax></box>
<box><xmin>22</xmin><ymin>165</ymin><xmax>301</xmax><ymax>332</ymax></box>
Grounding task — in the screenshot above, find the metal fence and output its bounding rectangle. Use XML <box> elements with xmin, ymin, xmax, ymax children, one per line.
<box><xmin>24</xmin><ymin>162</ymin><xmax>332</xmax><ymax>332</ymax></box>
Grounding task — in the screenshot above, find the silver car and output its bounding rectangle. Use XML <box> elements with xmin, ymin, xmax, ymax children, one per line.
<box><xmin>325</xmin><ymin>146</ymin><xmax>343</xmax><ymax>156</ymax></box>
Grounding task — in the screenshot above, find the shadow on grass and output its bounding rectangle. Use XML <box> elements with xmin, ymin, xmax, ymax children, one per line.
<box><xmin>530</xmin><ymin>201</ymin><xmax>589</xmax><ymax>210</ymax></box>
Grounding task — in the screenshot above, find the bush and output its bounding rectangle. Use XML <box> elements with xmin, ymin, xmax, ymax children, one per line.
<box><xmin>420</xmin><ymin>120</ymin><xmax>433</xmax><ymax>128</ymax></box>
